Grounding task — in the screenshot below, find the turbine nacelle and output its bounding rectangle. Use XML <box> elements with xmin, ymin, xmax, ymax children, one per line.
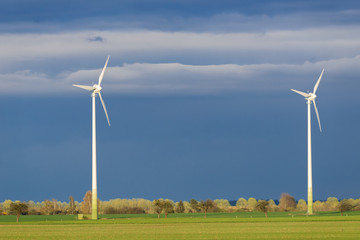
<box><xmin>307</xmin><ymin>93</ymin><xmax>316</xmax><ymax>102</ymax></box>
<box><xmin>93</xmin><ymin>84</ymin><xmax>102</xmax><ymax>93</ymax></box>
<box><xmin>291</xmin><ymin>69</ymin><xmax>324</xmax><ymax>132</ymax></box>
<box><xmin>73</xmin><ymin>56</ymin><xmax>111</xmax><ymax>126</ymax></box>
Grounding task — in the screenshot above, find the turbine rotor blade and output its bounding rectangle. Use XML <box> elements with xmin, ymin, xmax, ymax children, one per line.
<box><xmin>98</xmin><ymin>92</ymin><xmax>110</xmax><ymax>126</ymax></box>
<box><xmin>98</xmin><ymin>55</ymin><xmax>110</xmax><ymax>86</ymax></box>
<box><xmin>313</xmin><ymin>69</ymin><xmax>324</xmax><ymax>94</ymax></box>
<box><xmin>313</xmin><ymin>100</ymin><xmax>322</xmax><ymax>132</ymax></box>
<box><xmin>291</xmin><ymin>89</ymin><xmax>310</xmax><ymax>98</ymax></box>
<box><xmin>73</xmin><ymin>84</ymin><xmax>95</xmax><ymax>91</ymax></box>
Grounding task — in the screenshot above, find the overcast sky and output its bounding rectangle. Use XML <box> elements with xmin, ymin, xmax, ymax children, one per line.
<box><xmin>1</xmin><ymin>0</ymin><xmax>360</xmax><ymax>203</ymax></box>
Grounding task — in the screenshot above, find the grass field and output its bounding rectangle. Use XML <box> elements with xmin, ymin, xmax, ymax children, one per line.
<box><xmin>1</xmin><ymin>212</ymin><xmax>359</xmax><ymax>239</ymax></box>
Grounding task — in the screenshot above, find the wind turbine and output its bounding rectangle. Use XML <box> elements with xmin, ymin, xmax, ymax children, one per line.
<box><xmin>291</xmin><ymin>69</ymin><xmax>324</xmax><ymax>215</ymax></box>
<box><xmin>73</xmin><ymin>56</ymin><xmax>110</xmax><ymax>220</ymax></box>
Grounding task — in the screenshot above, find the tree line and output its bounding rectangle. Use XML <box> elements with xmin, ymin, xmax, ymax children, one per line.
<box><xmin>1</xmin><ymin>192</ymin><xmax>359</xmax><ymax>220</ymax></box>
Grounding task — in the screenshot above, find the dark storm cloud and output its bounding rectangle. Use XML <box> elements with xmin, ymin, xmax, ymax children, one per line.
<box><xmin>1</xmin><ymin>0</ymin><xmax>360</xmax><ymax>203</ymax></box>
<box><xmin>1</xmin><ymin>0</ymin><xmax>359</xmax><ymax>23</ymax></box>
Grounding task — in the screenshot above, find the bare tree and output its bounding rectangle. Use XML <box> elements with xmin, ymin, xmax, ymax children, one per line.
<box><xmin>81</xmin><ymin>191</ymin><xmax>92</xmax><ymax>214</ymax></box>
<box><xmin>198</xmin><ymin>199</ymin><xmax>214</xmax><ymax>218</ymax></box>
<box><xmin>255</xmin><ymin>200</ymin><xmax>269</xmax><ymax>217</ymax></box>
<box><xmin>175</xmin><ymin>201</ymin><xmax>185</xmax><ymax>213</ymax></box>
<box><xmin>339</xmin><ymin>199</ymin><xmax>353</xmax><ymax>216</ymax></box>
<box><xmin>69</xmin><ymin>196</ymin><xmax>76</xmax><ymax>215</ymax></box>
<box><xmin>81</xmin><ymin>191</ymin><xmax>100</xmax><ymax>214</ymax></box>
<box><xmin>52</xmin><ymin>199</ymin><xmax>58</xmax><ymax>215</ymax></box>
<box><xmin>279</xmin><ymin>193</ymin><xmax>296</xmax><ymax>212</ymax></box>
<box><xmin>42</xmin><ymin>200</ymin><xmax>53</xmax><ymax>215</ymax></box>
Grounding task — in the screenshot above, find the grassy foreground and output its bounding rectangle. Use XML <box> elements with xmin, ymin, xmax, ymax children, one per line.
<box><xmin>0</xmin><ymin>212</ymin><xmax>360</xmax><ymax>239</ymax></box>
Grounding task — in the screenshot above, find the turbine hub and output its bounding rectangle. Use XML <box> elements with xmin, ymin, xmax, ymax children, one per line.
<box><xmin>307</xmin><ymin>93</ymin><xmax>316</xmax><ymax>101</ymax></box>
<box><xmin>93</xmin><ymin>84</ymin><xmax>102</xmax><ymax>93</ymax></box>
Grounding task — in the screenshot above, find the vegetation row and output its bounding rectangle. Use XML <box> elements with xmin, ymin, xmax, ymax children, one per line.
<box><xmin>2</xmin><ymin>192</ymin><xmax>358</xmax><ymax>222</ymax></box>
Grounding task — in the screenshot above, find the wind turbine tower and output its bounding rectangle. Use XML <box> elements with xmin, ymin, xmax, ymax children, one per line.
<box><xmin>291</xmin><ymin>69</ymin><xmax>324</xmax><ymax>215</ymax></box>
<box><xmin>73</xmin><ymin>56</ymin><xmax>111</xmax><ymax>220</ymax></box>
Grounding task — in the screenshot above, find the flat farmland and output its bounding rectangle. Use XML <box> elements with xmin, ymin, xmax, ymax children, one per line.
<box><xmin>1</xmin><ymin>212</ymin><xmax>360</xmax><ymax>239</ymax></box>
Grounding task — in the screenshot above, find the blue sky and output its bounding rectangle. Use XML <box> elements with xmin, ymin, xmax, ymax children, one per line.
<box><xmin>1</xmin><ymin>0</ymin><xmax>360</xmax><ymax>203</ymax></box>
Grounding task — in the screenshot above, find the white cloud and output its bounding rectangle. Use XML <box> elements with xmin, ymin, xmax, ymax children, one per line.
<box><xmin>0</xmin><ymin>18</ymin><xmax>359</xmax><ymax>95</ymax></box>
<box><xmin>1</xmin><ymin>54</ymin><xmax>359</xmax><ymax>95</ymax></box>
<box><xmin>0</xmin><ymin>26</ymin><xmax>360</xmax><ymax>62</ymax></box>
<box><xmin>0</xmin><ymin>25</ymin><xmax>358</xmax><ymax>74</ymax></box>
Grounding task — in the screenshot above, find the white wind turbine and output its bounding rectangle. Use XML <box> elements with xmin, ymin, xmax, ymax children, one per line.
<box><xmin>73</xmin><ymin>56</ymin><xmax>110</xmax><ymax>220</ymax></box>
<box><xmin>291</xmin><ymin>69</ymin><xmax>324</xmax><ymax>215</ymax></box>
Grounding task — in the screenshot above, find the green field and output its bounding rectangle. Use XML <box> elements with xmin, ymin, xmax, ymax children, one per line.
<box><xmin>1</xmin><ymin>212</ymin><xmax>360</xmax><ymax>239</ymax></box>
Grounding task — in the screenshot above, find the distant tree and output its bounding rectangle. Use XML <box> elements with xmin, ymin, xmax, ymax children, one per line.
<box><xmin>124</xmin><ymin>207</ymin><xmax>145</xmax><ymax>214</ymax></box>
<box><xmin>35</xmin><ymin>202</ymin><xmax>42</xmax><ymax>213</ymax></box>
<box><xmin>103</xmin><ymin>206</ymin><xmax>117</xmax><ymax>214</ymax></box>
<box><xmin>153</xmin><ymin>199</ymin><xmax>164</xmax><ymax>218</ymax></box>
<box><xmin>313</xmin><ymin>200</ymin><xmax>325</xmax><ymax>211</ymax></box>
<box><xmin>352</xmin><ymin>199</ymin><xmax>360</xmax><ymax>211</ymax></box>
<box><xmin>175</xmin><ymin>201</ymin><xmax>185</xmax><ymax>213</ymax></box>
<box><xmin>27</xmin><ymin>201</ymin><xmax>36</xmax><ymax>209</ymax></box>
<box><xmin>80</xmin><ymin>190</ymin><xmax>100</xmax><ymax>214</ymax></box>
<box><xmin>236</xmin><ymin>198</ymin><xmax>247</xmax><ymax>210</ymax></box>
<box><xmin>103</xmin><ymin>206</ymin><xmax>145</xmax><ymax>214</ymax></box>
<box><xmin>42</xmin><ymin>200</ymin><xmax>53</xmax><ymax>215</ymax></box>
<box><xmin>26</xmin><ymin>201</ymin><xmax>38</xmax><ymax>215</ymax></box>
<box><xmin>255</xmin><ymin>200</ymin><xmax>269</xmax><ymax>217</ymax></box>
<box><xmin>247</xmin><ymin>198</ymin><xmax>257</xmax><ymax>212</ymax></box>
<box><xmin>52</xmin><ymin>199</ymin><xmax>59</xmax><ymax>215</ymax></box>
<box><xmin>339</xmin><ymin>199</ymin><xmax>353</xmax><ymax>216</ymax></box>
<box><xmin>162</xmin><ymin>200</ymin><xmax>174</xmax><ymax>218</ymax></box>
<box><xmin>326</xmin><ymin>197</ymin><xmax>339</xmax><ymax>211</ymax></box>
<box><xmin>267</xmin><ymin>199</ymin><xmax>277</xmax><ymax>212</ymax></box>
<box><xmin>63</xmin><ymin>201</ymin><xmax>70</xmax><ymax>213</ymax></box>
<box><xmin>296</xmin><ymin>199</ymin><xmax>307</xmax><ymax>211</ymax></box>
<box><xmin>189</xmin><ymin>199</ymin><xmax>200</xmax><ymax>213</ymax></box>
<box><xmin>198</xmin><ymin>199</ymin><xmax>214</xmax><ymax>218</ymax></box>
<box><xmin>100</xmin><ymin>198</ymin><xmax>152</xmax><ymax>214</ymax></box>
<box><xmin>81</xmin><ymin>191</ymin><xmax>92</xmax><ymax>214</ymax></box>
<box><xmin>69</xmin><ymin>196</ymin><xmax>76</xmax><ymax>215</ymax></box>
<box><xmin>278</xmin><ymin>193</ymin><xmax>296</xmax><ymax>211</ymax></box>
<box><xmin>3</xmin><ymin>200</ymin><xmax>13</xmax><ymax>214</ymax></box>
<box><xmin>10</xmin><ymin>202</ymin><xmax>28</xmax><ymax>222</ymax></box>
<box><xmin>214</xmin><ymin>199</ymin><xmax>230</xmax><ymax>210</ymax></box>
<box><xmin>183</xmin><ymin>201</ymin><xmax>192</xmax><ymax>213</ymax></box>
